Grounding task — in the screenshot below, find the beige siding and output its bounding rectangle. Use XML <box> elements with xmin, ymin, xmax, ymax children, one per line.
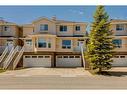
<box><xmin>23</xmin><ymin>26</ymin><xmax>33</xmax><ymax>37</ymax></box>
<box><xmin>56</xmin><ymin>24</ymin><xmax>74</xmax><ymax>36</ymax></box>
<box><xmin>0</xmin><ymin>25</ymin><xmax>19</xmax><ymax>37</ymax></box>
<box><xmin>74</xmin><ymin>24</ymin><xmax>87</xmax><ymax>36</ymax></box>
<box><xmin>33</xmin><ymin>19</ymin><xmax>56</xmax><ymax>35</ymax></box>
<box><xmin>111</xmin><ymin>24</ymin><xmax>127</xmax><ymax>36</ymax></box>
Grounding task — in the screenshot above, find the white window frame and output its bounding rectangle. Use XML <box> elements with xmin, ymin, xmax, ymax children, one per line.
<box><xmin>40</xmin><ymin>24</ymin><xmax>48</xmax><ymax>31</ymax></box>
<box><xmin>116</xmin><ymin>24</ymin><xmax>124</xmax><ymax>31</ymax></box>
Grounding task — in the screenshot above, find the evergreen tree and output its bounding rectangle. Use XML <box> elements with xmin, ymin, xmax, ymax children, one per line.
<box><xmin>85</xmin><ymin>6</ymin><xmax>114</xmax><ymax>73</ymax></box>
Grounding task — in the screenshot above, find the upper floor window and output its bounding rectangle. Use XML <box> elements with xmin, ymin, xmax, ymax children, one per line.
<box><xmin>40</xmin><ymin>24</ymin><xmax>48</xmax><ymax>31</ymax></box>
<box><xmin>4</xmin><ymin>26</ymin><xmax>10</xmax><ymax>31</ymax></box>
<box><xmin>62</xmin><ymin>40</ymin><xmax>71</xmax><ymax>49</ymax></box>
<box><xmin>116</xmin><ymin>24</ymin><xmax>124</xmax><ymax>31</ymax></box>
<box><xmin>60</xmin><ymin>26</ymin><xmax>67</xmax><ymax>32</ymax></box>
<box><xmin>112</xmin><ymin>39</ymin><xmax>122</xmax><ymax>48</ymax></box>
<box><xmin>75</xmin><ymin>26</ymin><xmax>80</xmax><ymax>31</ymax></box>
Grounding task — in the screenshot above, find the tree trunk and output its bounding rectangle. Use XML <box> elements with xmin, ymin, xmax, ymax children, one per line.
<box><xmin>98</xmin><ymin>68</ymin><xmax>102</xmax><ymax>73</ymax></box>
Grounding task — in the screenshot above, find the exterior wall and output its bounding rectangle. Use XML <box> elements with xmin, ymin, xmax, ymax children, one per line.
<box><xmin>56</xmin><ymin>24</ymin><xmax>74</xmax><ymax>36</ymax></box>
<box><xmin>111</xmin><ymin>24</ymin><xmax>127</xmax><ymax>36</ymax></box>
<box><xmin>33</xmin><ymin>19</ymin><xmax>56</xmax><ymax>35</ymax></box>
<box><xmin>113</xmin><ymin>37</ymin><xmax>127</xmax><ymax>52</ymax></box>
<box><xmin>56</xmin><ymin>23</ymin><xmax>87</xmax><ymax>36</ymax></box>
<box><xmin>111</xmin><ymin>21</ymin><xmax>127</xmax><ymax>53</ymax></box>
<box><xmin>73</xmin><ymin>24</ymin><xmax>87</xmax><ymax>36</ymax></box>
<box><xmin>56</xmin><ymin>37</ymin><xmax>86</xmax><ymax>52</ymax></box>
<box><xmin>0</xmin><ymin>25</ymin><xmax>19</xmax><ymax>37</ymax></box>
<box><xmin>23</xmin><ymin>25</ymin><xmax>34</xmax><ymax>37</ymax></box>
<box><xmin>36</xmin><ymin>36</ymin><xmax>56</xmax><ymax>52</ymax></box>
<box><xmin>56</xmin><ymin>37</ymin><xmax>73</xmax><ymax>52</ymax></box>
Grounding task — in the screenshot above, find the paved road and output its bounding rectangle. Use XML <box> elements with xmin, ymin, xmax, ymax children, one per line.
<box><xmin>0</xmin><ymin>67</ymin><xmax>127</xmax><ymax>89</ymax></box>
<box><xmin>0</xmin><ymin>75</ymin><xmax>127</xmax><ymax>89</ymax></box>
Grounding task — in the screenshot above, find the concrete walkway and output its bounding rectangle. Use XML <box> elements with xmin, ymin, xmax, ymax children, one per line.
<box><xmin>0</xmin><ymin>67</ymin><xmax>91</xmax><ymax>77</ymax></box>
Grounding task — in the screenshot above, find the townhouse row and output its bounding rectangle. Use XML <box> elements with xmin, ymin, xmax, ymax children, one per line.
<box><xmin>0</xmin><ymin>17</ymin><xmax>127</xmax><ymax>70</ymax></box>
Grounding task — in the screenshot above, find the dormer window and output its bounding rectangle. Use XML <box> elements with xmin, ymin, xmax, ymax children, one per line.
<box><xmin>60</xmin><ymin>25</ymin><xmax>67</xmax><ymax>32</ymax></box>
<box><xmin>40</xmin><ymin>24</ymin><xmax>48</xmax><ymax>31</ymax></box>
<box><xmin>116</xmin><ymin>24</ymin><xmax>124</xmax><ymax>31</ymax></box>
<box><xmin>75</xmin><ymin>26</ymin><xmax>80</xmax><ymax>31</ymax></box>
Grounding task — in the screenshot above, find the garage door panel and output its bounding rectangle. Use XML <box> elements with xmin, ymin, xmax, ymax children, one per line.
<box><xmin>23</xmin><ymin>55</ymin><xmax>51</xmax><ymax>67</ymax></box>
<box><xmin>56</xmin><ymin>55</ymin><xmax>82</xmax><ymax>67</ymax></box>
<box><xmin>112</xmin><ymin>55</ymin><xmax>127</xmax><ymax>66</ymax></box>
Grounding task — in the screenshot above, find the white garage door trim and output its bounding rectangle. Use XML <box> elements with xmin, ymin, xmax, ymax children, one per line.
<box><xmin>112</xmin><ymin>55</ymin><xmax>127</xmax><ymax>66</ymax></box>
<box><xmin>56</xmin><ymin>55</ymin><xmax>82</xmax><ymax>67</ymax></box>
<box><xmin>23</xmin><ymin>55</ymin><xmax>51</xmax><ymax>67</ymax></box>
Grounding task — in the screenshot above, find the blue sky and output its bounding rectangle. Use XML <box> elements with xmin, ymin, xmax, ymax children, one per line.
<box><xmin>0</xmin><ymin>6</ymin><xmax>127</xmax><ymax>30</ymax></box>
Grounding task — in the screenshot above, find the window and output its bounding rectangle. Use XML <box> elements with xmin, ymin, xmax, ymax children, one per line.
<box><xmin>60</xmin><ymin>26</ymin><xmax>67</xmax><ymax>32</ymax></box>
<box><xmin>113</xmin><ymin>39</ymin><xmax>122</xmax><ymax>48</ymax></box>
<box><xmin>4</xmin><ymin>26</ymin><xmax>10</xmax><ymax>31</ymax></box>
<box><xmin>57</xmin><ymin>56</ymin><xmax>62</xmax><ymax>58</ymax></box>
<box><xmin>38</xmin><ymin>38</ymin><xmax>47</xmax><ymax>48</ymax></box>
<box><xmin>26</xmin><ymin>40</ymin><xmax>32</xmax><ymax>45</ymax></box>
<box><xmin>114</xmin><ymin>56</ymin><xmax>119</xmax><ymax>58</ymax></box>
<box><xmin>25</xmin><ymin>56</ymin><xmax>31</xmax><ymax>58</ymax></box>
<box><xmin>116</xmin><ymin>24</ymin><xmax>124</xmax><ymax>31</ymax></box>
<box><xmin>32</xmin><ymin>56</ymin><xmax>37</xmax><ymax>58</ymax></box>
<box><xmin>62</xmin><ymin>40</ymin><xmax>71</xmax><ymax>49</ymax></box>
<box><xmin>75</xmin><ymin>26</ymin><xmax>80</xmax><ymax>31</ymax></box>
<box><xmin>40</xmin><ymin>24</ymin><xmax>48</xmax><ymax>31</ymax></box>
<box><xmin>63</xmin><ymin>56</ymin><xmax>68</xmax><ymax>58</ymax></box>
<box><xmin>75</xmin><ymin>56</ymin><xmax>80</xmax><ymax>58</ymax></box>
<box><xmin>45</xmin><ymin>56</ymin><xmax>50</xmax><ymax>58</ymax></box>
<box><xmin>120</xmin><ymin>56</ymin><xmax>125</xmax><ymax>58</ymax></box>
<box><xmin>38</xmin><ymin>56</ymin><xmax>43</xmax><ymax>58</ymax></box>
<box><xmin>69</xmin><ymin>56</ymin><xmax>74</xmax><ymax>58</ymax></box>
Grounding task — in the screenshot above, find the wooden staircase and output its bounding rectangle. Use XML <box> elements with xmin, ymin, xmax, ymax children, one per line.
<box><xmin>0</xmin><ymin>47</ymin><xmax>8</xmax><ymax>67</ymax></box>
<box><xmin>13</xmin><ymin>46</ymin><xmax>24</xmax><ymax>70</ymax></box>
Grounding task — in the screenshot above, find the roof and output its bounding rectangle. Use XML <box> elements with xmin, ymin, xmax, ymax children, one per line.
<box><xmin>0</xmin><ymin>20</ymin><xmax>17</xmax><ymax>25</ymax></box>
<box><xmin>55</xmin><ymin>20</ymin><xmax>87</xmax><ymax>25</ymax></box>
<box><xmin>110</xmin><ymin>19</ymin><xmax>127</xmax><ymax>24</ymax></box>
<box><xmin>31</xmin><ymin>16</ymin><xmax>87</xmax><ymax>25</ymax></box>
